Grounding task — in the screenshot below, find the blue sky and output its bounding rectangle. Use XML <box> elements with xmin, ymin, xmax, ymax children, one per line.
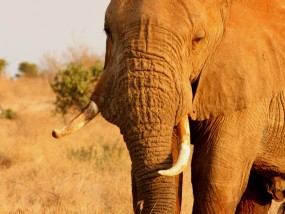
<box><xmin>0</xmin><ymin>0</ymin><xmax>109</xmax><ymax>76</ymax></box>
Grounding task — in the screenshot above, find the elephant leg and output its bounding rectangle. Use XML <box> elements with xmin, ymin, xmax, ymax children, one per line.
<box><xmin>236</xmin><ymin>171</ymin><xmax>272</xmax><ymax>214</ymax></box>
<box><xmin>191</xmin><ymin>109</ymin><xmax>265</xmax><ymax>213</ymax></box>
<box><xmin>266</xmin><ymin>176</ymin><xmax>285</xmax><ymax>202</ymax></box>
<box><xmin>191</xmin><ymin>138</ymin><xmax>255</xmax><ymax>213</ymax></box>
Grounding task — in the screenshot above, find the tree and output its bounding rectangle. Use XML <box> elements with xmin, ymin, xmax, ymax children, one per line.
<box><xmin>18</xmin><ymin>62</ymin><xmax>38</xmax><ymax>77</ymax></box>
<box><xmin>0</xmin><ymin>59</ymin><xmax>8</xmax><ymax>76</ymax></box>
<box><xmin>50</xmin><ymin>60</ymin><xmax>103</xmax><ymax>115</ymax></box>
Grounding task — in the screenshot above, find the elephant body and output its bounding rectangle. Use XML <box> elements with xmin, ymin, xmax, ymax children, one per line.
<box><xmin>53</xmin><ymin>0</ymin><xmax>285</xmax><ymax>213</ymax></box>
<box><xmin>192</xmin><ymin>90</ymin><xmax>285</xmax><ymax>213</ymax></box>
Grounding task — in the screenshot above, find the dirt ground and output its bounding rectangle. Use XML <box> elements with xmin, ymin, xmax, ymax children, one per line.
<box><xmin>0</xmin><ymin>77</ymin><xmax>281</xmax><ymax>213</ymax></box>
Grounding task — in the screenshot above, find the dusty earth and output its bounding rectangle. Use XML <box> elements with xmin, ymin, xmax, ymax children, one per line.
<box><xmin>0</xmin><ymin>76</ymin><xmax>280</xmax><ymax>213</ymax></box>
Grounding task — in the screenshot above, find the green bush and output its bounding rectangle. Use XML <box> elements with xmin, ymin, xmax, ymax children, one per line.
<box><xmin>0</xmin><ymin>59</ymin><xmax>8</xmax><ymax>76</ymax></box>
<box><xmin>1</xmin><ymin>108</ymin><xmax>18</xmax><ymax>120</ymax></box>
<box><xmin>18</xmin><ymin>62</ymin><xmax>38</xmax><ymax>77</ymax></box>
<box><xmin>50</xmin><ymin>60</ymin><xmax>103</xmax><ymax>115</ymax></box>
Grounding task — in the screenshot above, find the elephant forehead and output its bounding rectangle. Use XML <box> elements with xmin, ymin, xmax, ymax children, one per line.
<box><xmin>106</xmin><ymin>0</ymin><xmax>194</xmax><ymax>33</ymax></box>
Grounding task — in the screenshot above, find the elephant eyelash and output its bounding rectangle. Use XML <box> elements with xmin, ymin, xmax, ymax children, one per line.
<box><xmin>193</xmin><ymin>37</ymin><xmax>203</xmax><ymax>42</ymax></box>
<box><xmin>193</xmin><ymin>37</ymin><xmax>203</xmax><ymax>45</ymax></box>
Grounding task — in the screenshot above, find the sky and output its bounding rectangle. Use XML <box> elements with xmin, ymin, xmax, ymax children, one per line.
<box><xmin>0</xmin><ymin>0</ymin><xmax>110</xmax><ymax>76</ymax></box>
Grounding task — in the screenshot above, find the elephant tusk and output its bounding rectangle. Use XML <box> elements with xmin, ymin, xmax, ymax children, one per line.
<box><xmin>52</xmin><ymin>101</ymin><xmax>99</xmax><ymax>138</ymax></box>
<box><xmin>158</xmin><ymin>115</ymin><xmax>190</xmax><ymax>176</ymax></box>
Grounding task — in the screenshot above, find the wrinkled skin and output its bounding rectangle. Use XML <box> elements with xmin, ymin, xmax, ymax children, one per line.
<box><xmin>81</xmin><ymin>0</ymin><xmax>285</xmax><ymax>213</ymax></box>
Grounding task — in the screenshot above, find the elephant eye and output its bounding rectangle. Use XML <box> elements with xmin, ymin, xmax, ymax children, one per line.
<box><xmin>193</xmin><ymin>36</ymin><xmax>203</xmax><ymax>44</ymax></box>
<box><xmin>194</xmin><ymin>29</ymin><xmax>206</xmax><ymax>40</ymax></box>
<box><xmin>192</xmin><ymin>29</ymin><xmax>206</xmax><ymax>49</ymax></box>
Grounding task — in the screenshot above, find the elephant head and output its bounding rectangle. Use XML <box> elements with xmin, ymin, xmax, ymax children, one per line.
<box><xmin>53</xmin><ymin>0</ymin><xmax>285</xmax><ymax>213</ymax></box>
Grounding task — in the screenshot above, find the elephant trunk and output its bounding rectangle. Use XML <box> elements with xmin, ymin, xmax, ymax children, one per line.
<box><xmin>112</xmin><ymin>70</ymin><xmax>185</xmax><ymax>213</ymax></box>
<box><xmin>125</xmin><ymin>117</ymin><xmax>191</xmax><ymax>213</ymax></box>
<box><xmin>124</xmin><ymin>122</ymin><xmax>178</xmax><ymax>213</ymax></box>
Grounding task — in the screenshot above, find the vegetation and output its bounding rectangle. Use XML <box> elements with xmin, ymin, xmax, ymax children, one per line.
<box><xmin>0</xmin><ymin>59</ymin><xmax>8</xmax><ymax>76</ymax></box>
<box><xmin>18</xmin><ymin>62</ymin><xmax>38</xmax><ymax>77</ymax></box>
<box><xmin>67</xmin><ymin>141</ymin><xmax>125</xmax><ymax>172</ymax></box>
<box><xmin>50</xmin><ymin>60</ymin><xmax>103</xmax><ymax>115</ymax></box>
<box><xmin>0</xmin><ymin>77</ymin><xmax>132</xmax><ymax>213</ymax></box>
<box><xmin>1</xmin><ymin>108</ymin><xmax>18</xmax><ymax>120</ymax></box>
<box><xmin>67</xmin><ymin>145</ymin><xmax>95</xmax><ymax>162</ymax></box>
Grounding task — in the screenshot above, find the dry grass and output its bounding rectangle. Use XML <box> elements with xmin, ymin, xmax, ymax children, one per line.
<box><xmin>0</xmin><ymin>77</ymin><xmax>132</xmax><ymax>213</ymax></box>
<box><xmin>0</xmin><ymin>76</ymin><xmax>281</xmax><ymax>213</ymax></box>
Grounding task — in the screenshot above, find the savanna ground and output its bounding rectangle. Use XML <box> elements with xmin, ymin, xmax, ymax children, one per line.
<box><xmin>0</xmin><ymin>76</ymin><xmax>281</xmax><ymax>213</ymax></box>
<box><xmin>0</xmin><ymin>77</ymin><xmax>131</xmax><ymax>213</ymax></box>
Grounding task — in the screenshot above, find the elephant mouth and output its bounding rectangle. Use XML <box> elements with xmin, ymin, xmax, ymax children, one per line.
<box><xmin>52</xmin><ymin>100</ymin><xmax>191</xmax><ymax>176</ymax></box>
<box><xmin>265</xmin><ymin>178</ymin><xmax>285</xmax><ymax>202</ymax></box>
<box><xmin>271</xmin><ymin>190</ymin><xmax>285</xmax><ymax>202</ymax></box>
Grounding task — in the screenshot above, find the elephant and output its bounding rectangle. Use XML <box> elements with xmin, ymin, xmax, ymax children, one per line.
<box><xmin>52</xmin><ymin>0</ymin><xmax>285</xmax><ymax>213</ymax></box>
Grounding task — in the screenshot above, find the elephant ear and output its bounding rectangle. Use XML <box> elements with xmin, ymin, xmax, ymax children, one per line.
<box><xmin>192</xmin><ymin>2</ymin><xmax>285</xmax><ymax>121</ymax></box>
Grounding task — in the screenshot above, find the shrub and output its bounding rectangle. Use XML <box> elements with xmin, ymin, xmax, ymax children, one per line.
<box><xmin>18</xmin><ymin>62</ymin><xmax>38</xmax><ymax>77</ymax></box>
<box><xmin>50</xmin><ymin>60</ymin><xmax>103</xmax><ymax>115</ymax></box>
<box><xmin>0</xmin><ymin>59</ymin><xmax>8</xmax><ymax>76</ymax></box>
<box><xmin>1</xmin><ymin>108</ymin><xmax>18</xmax><ymax>120</ymax></box>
